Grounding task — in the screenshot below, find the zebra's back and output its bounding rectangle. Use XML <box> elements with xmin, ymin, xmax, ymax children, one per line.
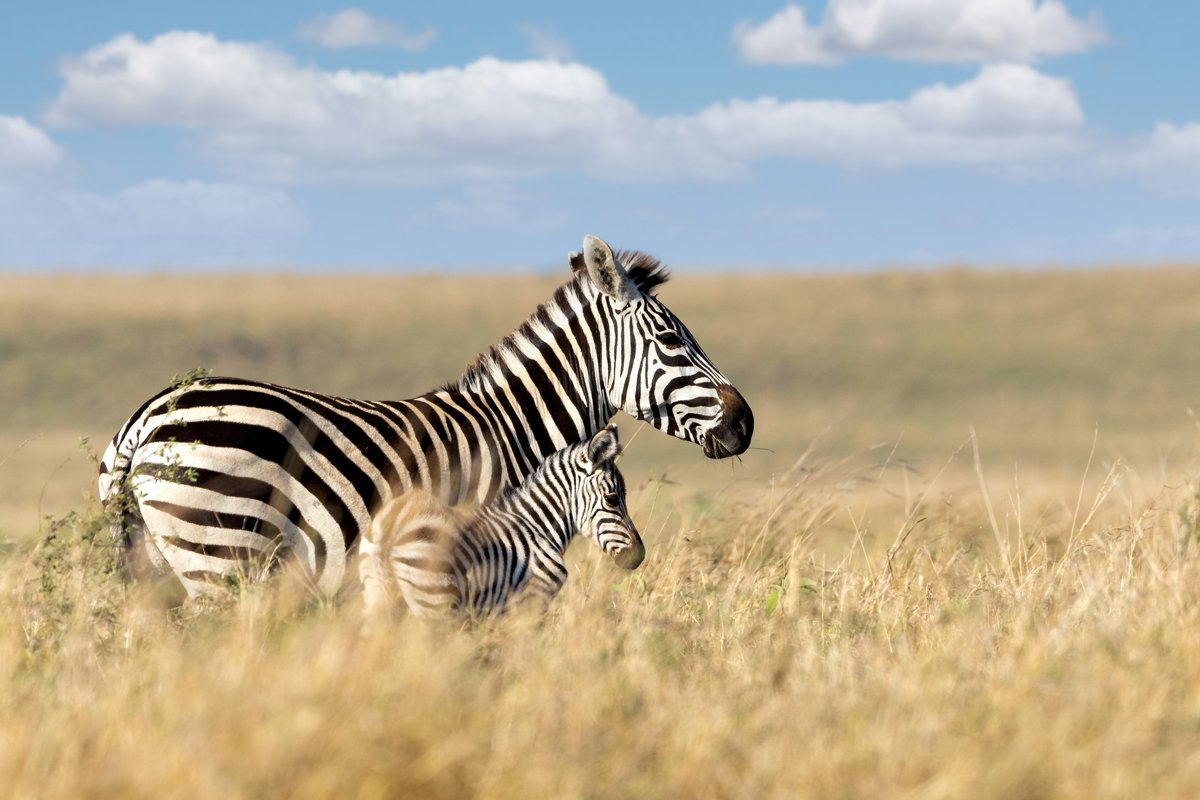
<box><xmin>100</xmin><ymin>376</ymin><xmax>501</xmax><ymax>598</ymax></box>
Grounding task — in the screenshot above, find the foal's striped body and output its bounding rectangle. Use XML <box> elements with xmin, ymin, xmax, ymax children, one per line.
<box><xmin>359</xmin><ymin>425</ymin><xmax>640</xmax><ymax>618</ymax></box>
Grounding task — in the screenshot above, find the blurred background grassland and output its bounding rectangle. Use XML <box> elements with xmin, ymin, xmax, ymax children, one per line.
<box><xmin>2</xmin><ymin>266</ymin><xmax>1199</xmax><ymax>545</ymax></box>
<box><xmin>3</xmin><ymin>266</ymin><xmax>1200</xmax><ymax>798</ymax></box>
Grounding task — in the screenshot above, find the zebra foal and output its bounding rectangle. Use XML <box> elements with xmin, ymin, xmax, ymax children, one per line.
<box><xmin>359</xmin><ymin>424</ymin><xmax>640</xmax><ymax>619</ymax></box>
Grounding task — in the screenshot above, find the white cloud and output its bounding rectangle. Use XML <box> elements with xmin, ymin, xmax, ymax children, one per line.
<box><xmin>689</xmin><ymin>63</ymin><xmax>1084</xmax><ymax>169</ymax></box>
<box><xmin>735</xmin><ymin>0</ymin><xmax>1106</xmax><ymax>64</ymax></box>
<box><xmin>1121</xmin><ymin>122</ymin><xmax>1200</xmax><ymax>198</ymax></box>
<box><xmin>45</xmin><ymin>32</ymin><xmax>1092</xmax><ymax>186</ymax></box>
<box><xmin>904</xmin><ymin>62</ymin><xmax>1082</xmax><ymax>134</ymax></box>
<box><xmin>0</xmin><ymin>115</ymin><xmax>64</xmax><ymax>178</ymax></box>
<box><xmin>46</xmin><ymin>32</ymin><xmax>736</xmax><ymax>184</ymax></box>
<box><xmin>47</xmin><ymin>34</ymin><xmax>309</xmax><ymax>130</ymax></box>
<box><xmin>297</xmin><ymin>8</ymin><xmax>435</xmax><ymax>50</ymax></box>
<box><xmin>520</xmin><ymin>23</ymin><xmax>572</xmax><ymax>61</ymax></box>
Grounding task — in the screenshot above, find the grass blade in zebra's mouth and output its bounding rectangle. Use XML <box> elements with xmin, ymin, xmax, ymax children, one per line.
<box><xmin>702</xmin><ymin>432</ymin><xmax>724</xmax><ymax>459</ymax></box>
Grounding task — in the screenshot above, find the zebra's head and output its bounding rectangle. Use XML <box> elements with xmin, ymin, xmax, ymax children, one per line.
<box><xmin>571</xmin><ymin>235</ymin><xmax>754</xmax><ymax>460</ymax></box>
<box><xmin>571</xmin><ymin>424</ymin><xmax>644</xmax><ymax>571</ymax></box>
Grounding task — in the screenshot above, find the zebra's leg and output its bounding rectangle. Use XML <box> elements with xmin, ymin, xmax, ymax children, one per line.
<box><xmin>110</xmin><ymin>494</ymin><xmax>189</xmax><ymax>607</ymax></box>
<box><xmin>102</xmin><ymin>447</ymin><xmax>175</xmax><ymax>589</ymax></box>
<box><xmin>146</xmin><ymin>527</ymin><xmax>239</xmax><ymax>603</ymax></box>
<box><xmin>134</xmin><ymin>494</ymin><xmax>264</xmax><ymax>604</ymax></box>
<box><xmin>511</xmin><ymin>572</ymin><xmax>564</xmax><ymax>617</ymax></box>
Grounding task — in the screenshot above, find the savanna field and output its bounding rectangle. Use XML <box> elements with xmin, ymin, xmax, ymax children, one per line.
<box><xmin>3</xmin><ymin>266</ymin><xmax>1200</xmax><ymax>798</ymax></box>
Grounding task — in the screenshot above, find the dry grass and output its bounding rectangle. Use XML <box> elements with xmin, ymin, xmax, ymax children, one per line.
<box><xmin>3</xmin><ymin>266</ymin><xmax>1200</xmax><ymax>795</ymax></box>
<box><xmin>2</xmin><ymin>452</ymin><xmax>1200</xmax><ymax>798</ymax></box>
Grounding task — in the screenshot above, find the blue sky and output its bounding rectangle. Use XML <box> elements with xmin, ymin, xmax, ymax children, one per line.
<box><xmin>0</xmin><ymin>0</ymin><xmax>1197</xmax><ymax>271</ymax></box>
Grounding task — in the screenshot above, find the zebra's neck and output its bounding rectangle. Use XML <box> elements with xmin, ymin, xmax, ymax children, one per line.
<box><xmin>443</xmin><ymin>276</ymin><xmax>617</xmax><ymax>487</ymax></box>
<box><xmin>483</xmin><ymin>458</ymin><xmax>577</xmax><ymax>553</ymax></box>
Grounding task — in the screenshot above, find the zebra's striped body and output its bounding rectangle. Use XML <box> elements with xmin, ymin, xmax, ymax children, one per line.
<box><xmin>358</xmin><ymin>424</ymin><xmax>639</xmax><ymax>618</ymax></box>
<box><xmin>99</xmin><ymin>235</ymin><xmax>753</xmax><ymax>599</ymax></box>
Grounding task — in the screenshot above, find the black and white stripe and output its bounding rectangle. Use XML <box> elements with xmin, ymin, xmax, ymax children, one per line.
<box><xmin>358</xmin><ymin>424</ymin><xmax>640</xmax><ymax>618</ymax></box>
<box><xmin>98</xmin><ymin>235</ymin><xmax>753</xmax><ymax>598</ymax></box>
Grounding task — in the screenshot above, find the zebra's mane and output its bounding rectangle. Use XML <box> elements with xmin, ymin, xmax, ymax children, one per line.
<box><xmin>611</xmin><ymin>251</ymin><xmax>672</xmax><ymax>296</ymax></box>
<box><xmin>481</xmin><ymin>439</ymin><xmax>620</xmax><ymax>514</ymax></box>
<box><xmin>443</xmin><ymin>251</ymin><xmax>671</xmax><ymax>393</ymax></box>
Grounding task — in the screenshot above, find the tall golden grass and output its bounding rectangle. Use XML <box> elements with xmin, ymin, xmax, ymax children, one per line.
<box><xmin>3</xmin><ymin>266</ymin><xmax>1200</xmax><ymax>796</ymax></box>
<box><xmin>3</xmin><ymin>449</ymin><xmax>1200</xmax><ymax>797</ymax></box>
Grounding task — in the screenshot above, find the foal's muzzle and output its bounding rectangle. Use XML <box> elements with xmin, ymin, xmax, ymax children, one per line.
<box><xmin>613</xmin><ymin>535</ymin><xmax>645</xmax><ymax>570</ymax></box>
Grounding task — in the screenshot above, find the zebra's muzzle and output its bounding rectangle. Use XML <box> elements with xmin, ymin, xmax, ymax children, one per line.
<box><xmin>613</xmin><ymin>535</ymin><xmax>645</xmax><ymax>570</ymax></box>
<box><xmin>703</xmin><ymin>385</ymin><xmax>754</xmax><ymax>458</ymax></box>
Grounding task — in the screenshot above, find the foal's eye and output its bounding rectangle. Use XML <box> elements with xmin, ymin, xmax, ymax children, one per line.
<box><xmin>658</xmin><ymin>331</ymin><xmax>683</xmax><ymax>348</ymax></box>
<box><xmin>603</xmin><ymin>493</ymin><xmax>621</xmax><ymax>508</ymax></box>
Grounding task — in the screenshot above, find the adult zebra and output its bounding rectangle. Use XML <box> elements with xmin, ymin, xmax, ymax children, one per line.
<box><xmin>98</xmin><ymin>235</ymin><xmax>753</xmax><ymax>599</ymax></box>
<box><xmin>359</xmin><ymin>424</ymin><xmax>641</xmax><ymax>619</ymax></box>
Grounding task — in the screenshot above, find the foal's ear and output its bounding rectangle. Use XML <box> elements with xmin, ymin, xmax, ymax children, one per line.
<box><xmin>585</xmin><ymin>423</ymin><xmax>621</xmax><ymax>467</ymax></box>
<box><xmin>579</xmin><ymin>235</ymin><xmax>638</xmax><ymax>307</ymax></box>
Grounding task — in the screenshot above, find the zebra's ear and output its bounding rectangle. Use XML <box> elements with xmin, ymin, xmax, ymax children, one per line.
<box><xmin>581</xmin><ymin>235</ymin><xmax>637</xmax><ymax>306</ymax></box>
<box><xmin>585</xmin><ymin>424</ymin><xmax>621</xmax><ymax>467</ymax></box>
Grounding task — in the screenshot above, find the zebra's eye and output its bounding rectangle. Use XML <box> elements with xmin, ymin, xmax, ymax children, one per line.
<box><xmin>603</xmin><ymin>493</ymin><xmax>621</xmax><ymax>508</ymax></box>
<box><xmin>658</xmin><ymin>331</ymin><xmax>683</xmax><ymax>349</ymax></box>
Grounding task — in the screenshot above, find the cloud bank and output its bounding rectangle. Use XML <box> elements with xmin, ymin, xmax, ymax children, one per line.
<box><xmin>45</xmin><ymin>32</ymin><xmax>1089</xmax><ymax>186</ymax></box>
<box><xmin>692</xmin><ymin>63</ymin><xmax>1083</xmax><ymax>169</ymax></box>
